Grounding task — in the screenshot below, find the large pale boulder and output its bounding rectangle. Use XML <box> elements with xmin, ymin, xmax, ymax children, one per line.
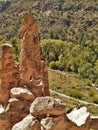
<box><xmin>12</xmin><ymin>114</ymin><xmax>40</xmax><ymax>130</ymax></box>
<box><xmin>10</xmin><ymin>87</ymin><xmax>35</xmax><ymax>101</ymax></box>
<box><xmin>30</xmin><ymin>96</ymin><xmax>66</xmax><ymax>117</ymax></box>
<box><xmin>66</xmin><ymin>107</ymin><xmax>90</xmax><ymax>126</ymax></box>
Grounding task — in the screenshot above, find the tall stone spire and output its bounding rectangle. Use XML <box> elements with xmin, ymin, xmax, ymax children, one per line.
<box><xmin>19</xmin><ymin>13</ymin><xmax>50</xmax><ymax>96</ymax></box>
<box><xmin>0</xmin><ymin>44</ymin><xmax>20</xmax><ymax>106</ymax></box>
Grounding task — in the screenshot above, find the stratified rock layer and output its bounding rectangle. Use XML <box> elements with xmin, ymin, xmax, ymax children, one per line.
<box><xmin>0</xmin><ymin>13</ymin><xmax>98</xmax><ymax>130</ymax></box>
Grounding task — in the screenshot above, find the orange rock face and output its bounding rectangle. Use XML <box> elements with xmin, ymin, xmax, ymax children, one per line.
<box><xmin>19</xmin><ymin>13</ymin><xmax>50</xmax><ymax>96</ymax></box>
<box><xmin>20</xmin><ymin>13</ymin><xmax>41</xmax><ymax>81</ymax></box>
<box><xmin>0</xmin><ymin>44</ymin><xmax>20</xmax><ymax>106</ymax></box>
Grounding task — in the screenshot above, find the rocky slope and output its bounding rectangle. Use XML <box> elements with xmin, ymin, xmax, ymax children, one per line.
<box><xmin>0</xmin><ymin>13</ymin><xmax>98</xmax><ymax>130</ymax></box>
<box><xmin>0</xmin><ymin>0</ymin><xmax>98</xmax><ymax>43</ymax></box>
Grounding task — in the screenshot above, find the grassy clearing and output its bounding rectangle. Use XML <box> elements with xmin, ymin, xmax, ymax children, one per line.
<box><xmin>51</xmin><ymin>91</ymin><xmax>98</xmax><ymax>116</ymax></box>
<box><xmin>48</xmin><ymin>69</ymin><xmax>98</xmax><ymax>115</ymax></box>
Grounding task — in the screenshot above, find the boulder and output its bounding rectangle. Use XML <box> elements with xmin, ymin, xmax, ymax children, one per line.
<box><xmin>12</xmin><ymin>114</ymin><xmax>41</xmax><ymax>130</ymax></box>
<box><xmin>10</xmin><ymin>87</ymin><xmax>35</xmax><ymax>101</ymax></box>
<box><xmin>30</xmin><ymin>96</ymin><xmax>66</xmax><ymax>117</ymax></box>
<box><xmin>66</xmin><ymin>107</ymin><xmax>90</xmax><ymax>126</ymax></box>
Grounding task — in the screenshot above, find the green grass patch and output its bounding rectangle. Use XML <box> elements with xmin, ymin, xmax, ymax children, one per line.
<box><xmin>48</xmin><ymin>69</ymin><xmax>98</xmax><ymax>115</ymax></box>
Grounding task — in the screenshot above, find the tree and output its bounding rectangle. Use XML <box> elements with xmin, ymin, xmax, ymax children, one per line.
<box><xmin>10</xmin><ymin>38</ymin><xmax>20</xmax><ymax>63</ymax></box>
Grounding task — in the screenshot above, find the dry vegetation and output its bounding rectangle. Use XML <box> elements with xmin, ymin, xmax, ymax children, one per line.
<box><xmin>0</xmin><ymin>0</ymin><xmax>98</xmax><ymax>43</ymax></box>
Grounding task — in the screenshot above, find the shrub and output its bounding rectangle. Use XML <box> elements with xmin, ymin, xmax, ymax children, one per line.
<box><xmin>92</xmin><ymin>95</ymin><xmax>98</xmax><ymax>104</ymax></box>
<box><xmin>69</xmin><ymin>90</ymin><xmax>82</xmax><ymax>99</ymax></box>
<box><xmin>49</xmin><ymin>61</ymin><xmax>58</xmax><ymax>69</ymax></box>
<box><xmin>89</xmin><ymin>89</ymin><xmax>96</xmax><ymax>97</ymax></box>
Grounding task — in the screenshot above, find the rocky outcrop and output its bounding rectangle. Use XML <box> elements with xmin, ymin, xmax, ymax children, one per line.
<box><xmin>30</xmin><ymin>96</ymin><xmax>65</xmax><ymax>117</ymax></box>
<box><xmin>12</xmin><ymin>114</ymin><xmax>40</xmax><ymax>130</ymax></box>
<box><xmin>10</xmin><ymin>87</ymin><xmax>35</xmax><ymax>101</ymax></box>
<box><xmin>66</xmin><ymin>107</ymin><xmax>90</xmax><ymax>127</ymax></box>
<box><xmin>0</xmin><ymin>44</ymin><xmax>20</xmax><ymax>106</ymax></box>
<box><xmin>19</xmin><ymin>13</ymin><xmax>41</xmax><ymax>83</ymax></box>
<box><xmin>0</xmin><ymin>13</ymin><xmax>98</xmax><ymax>130</ymax></box>
<box><xmin>20</xmin><ymin>14</ymin><xmax>49</xmax><ymax>95</ymax></box>
<box><xmin>19</xmin><ymin>13</ymin><xmax>50</xmax><ymax>96</ymax></box>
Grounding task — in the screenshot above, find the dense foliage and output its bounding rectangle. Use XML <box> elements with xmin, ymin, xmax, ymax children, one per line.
<box><xmin>0</xmin><ymin>0</ymin><xmax>98</xmax><ymax>43</ymax></box>
<box><xmin>0</xmin><ymin>0</ymin><xmax>11</xmax><ymax>12</ymax></box>
<box><xmin>41</xmin><ymin>39</ymin><xmax>98</xmax><ymax>84</ymax></box>
<box><xmin>1</xmin><ymin>36</ymin><xmax>98</xmax><ymax>84</ymax></box>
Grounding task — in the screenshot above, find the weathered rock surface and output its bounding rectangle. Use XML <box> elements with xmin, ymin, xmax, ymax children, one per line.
<box><xmin>19</xmin><ymin>13</ymin><xmax>41</xmax><ymax>84</ymax></box>
<box><xmin>30</xmin><ymin>96</ymin><xmax>66</xmax><ymax>117</ymax></box>
<box><xmin>41</xmin><ymin>112</ymin><xmax>91</xmax><ymax>130</ymax></box>
<box><xmin>66</xmin><ymin>107</ymin><xmax>90</xmax><ymax>126</ymax></box>
<box><xmin>0</xmin><ymin>118</ymin><xmax>10</xmax><ymax>130</ymax></box>
<box><xmin>12</xmin><ymin>114</ymin><xmax>40</xmax><ymax>130</ymax></box>
<box><xmin>19</xmin><ymin>13</ymin><xmax>50</xmax><ymax>96</ymax></box>
<box><xmin>10</xmin><ymin>87</ymin><xmax>35</xmax><ymax>101</ymax></box>
<box><xmin>89</xmin><ymin>116</ymin><xmax>98</xmax><ymax>130</ymax></box>
<box><xmin>0</xmin><ymin>44</ymin><xmax>20</xmax><ymax>106</ymax></box>
<box><xmin>7</xmin><ymin>98</ymin><xmax>30</xmax><ymax>128</ymax></box>
<box><xmin>40</xmin><ymin>49</ymin><xmax>50</xmax><ymax>96</ymax></box>
<box><xmin>28</xmin><ymin>79</ymin><xmax>44</xmax><ymax>97</ymax></box>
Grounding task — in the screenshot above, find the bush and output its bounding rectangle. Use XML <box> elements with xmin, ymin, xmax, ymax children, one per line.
<box><xmin>10</xmin><ymin>38</ymin><xmax>20</xmax><ymax>62</ymax></box>
<box><xmin>49</xmin><ymin>61</ymin><xmax>58</xmax><ymax>69</ymax></box>
<box><xmin>41</xmin><ymin>39</ymin><xmax>98</xmax><ymax>83</ymax></box>
<box><xmin>89</xmin><ymin>89</ymin><xmax>96</xmax><ymax>97</ymax></box>
<box><xmin>92</xmin><ymin>95</ymin><xmax>98</xmax><ymax>104</ymax></box>
<box><xmin>69</xmin><ymin>90</ymin><xmax>82</xmax><ymax>99</ymax></box>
